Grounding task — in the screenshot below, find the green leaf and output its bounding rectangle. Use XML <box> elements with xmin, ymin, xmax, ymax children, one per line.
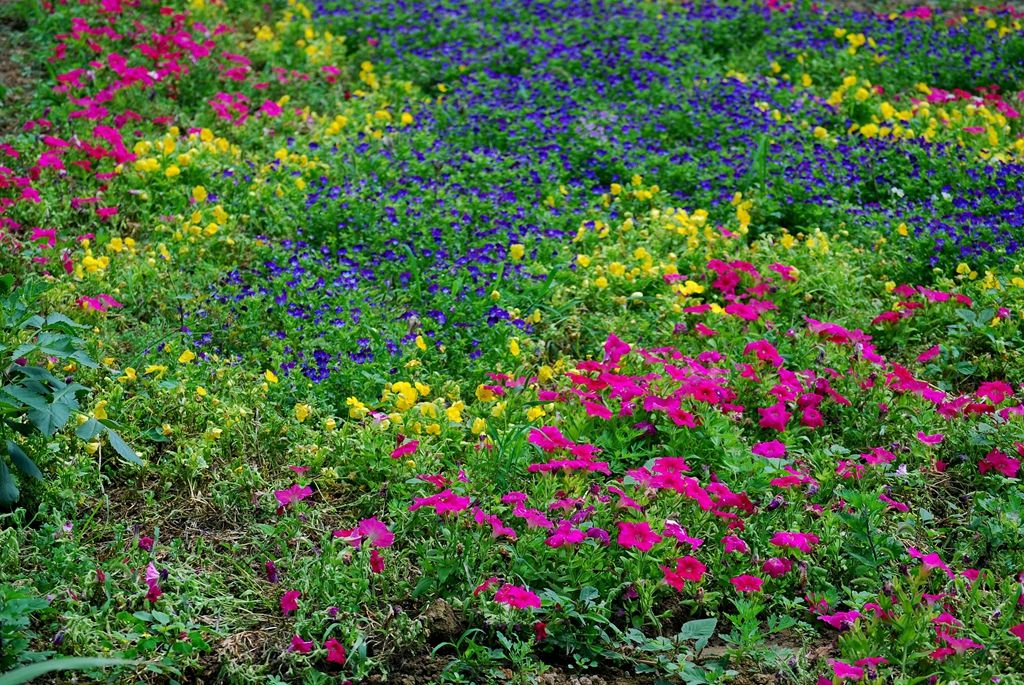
<box><xmin>677</xmin><ymin>617</ymin><xmax>717</xmax><ymax>652</ymax></box>
<box><xmin>45</xmin><ymin>312</ymin><xmax>87</xmax><ymax>330</ymax></box>
<box><xmin>0</xmin><ymin>657</ymin><xmax>135</xmax><ymax>685</ymax></box>
<box><xmin>76</xmin><ymin>418</ymin><xmax>104</xmax><ymax>441</ymax></box>
<box><xmin>105</xmin><ymin>428</ymin><xmax>143</xmax><ymax>466</ymax></box>
<box><xmin>6</xmin><ymin>440</ymin><xmax>42</xmax><ymax>480</ymax></box>
<box><xmin>0</xmin><ymin>457</ymin><xmax>19</xmax><ymax>506</ymax></box>
<box><xmin>2</xmin><ymin>384</ymin><xmax>50</xmax><ymax>412</ymax></box>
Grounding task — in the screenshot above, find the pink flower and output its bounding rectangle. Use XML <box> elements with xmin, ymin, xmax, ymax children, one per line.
<box><xmin>280</xmin><ymin>589</ymin><xmax>301</xmax><ymax>615</ymax></box>
<box><xmin>758</xmin><ymin>401</ymin><xmax>790</xmax><ymax>431</ymax></box>
<box><xmin>916</xmin><ymin>431</ymin><xmax>944</xmax><ymax>445</ymax></box>
<box><xmin>979</xmin><ymin>449</ymin><xmax>1020</xmax><ymax>478</ymax></box>
<box><xmin>144</xmin><ymin>562</ymin><xmax>162</xmax><ymax>603</ymax></box>
<box><xmin>261</xmin><ymin>99</ymin><xmax>283</xmax><ymax>117</ymax></box>
<box><xmin>474</xmin><ymin>576</ymin><xmax>500</xmax><ymax>596</ymax></box>
<box><xmin>818</xmin><ymin>610</ymin><xmax>861</xmax><ymax>630</ymax></box>
<box><xmin>324</xmin><ymin>637</ymin><xmax>346</xmax><ymax>665</ymax></box>
<box><xmin>660</xmin><ymin>555</ymin><xmax>707</xmax><ymax>591</ymax></box>
<box><xmin>829</xmin><ymin>660</ymin><xmax>864</xmax><ymax>681</ymax></box>
<box><xmin>977</xmin><ymin>380</ymin><xmax>1013</xmax><ymax>405</ymax></box>
<box><xmin>743</xmin><ymin>339</ymin><xmax>783</xmax><ymax>367</ymax></box>
<box><xmin>546</xmin><ymin>520</ymin><xmax>585</xmax><ymax>548</ymax></box>
<box><xmin>138</xmin><ymin>536</ymin><xmax>154</xmax><ymax>552</ymax></box>
<box><xmin>663</xmin><ymin>521</ymin><xmax>703</xmax><ymax>550</ymax></box>
<box><xmin>730</xmin><ymin>574</ymin><xmax>763</xmax><ymax>593</ymax></box>
<box><xmin>908</xmin><ymin>547</ymin><xmax>954</xmax><ymax>578</ymax></box>
<box><xmin>615</xmin><ymin>521</ymin><xmax>662</xmax><ymax>552</ymax></box>
<box><xmin>357</xmin><ymin>517</ymin><xmax>395</xmax><ymax>548</ymax></box>
<box><xmin>369</xmin><ymin>548</ymin><xmax>385</xmax><ymax>573</ymax></box>
<box><xmin>770</xmin><ymin>531</ymin><xmax>820</xmax><ymax>553</ymax></box>
<box><xmin>391</xmin><ymin>440</ymin><xmax>419</xmax><ymax>459</ymax></box>
<box><xmin>1010</xmin><ymin>623</ymin><xmax>1024</xmax><ymax>640</ymax></box>
<box><xmin>722</xmin><ymin>535</ymin><xmax>750</xmax><ymax>554</ymax></box>
<box><xmin>752</xmin><ymin>440</ymin><xmax>786</xmax><ymax>458</ymax></box>
<box><xmin>761</xmin><ymin>557</ymin><xmax>792</xmax><ymax>578</ymax></box>
<box><xmin>534</xmin><ymin>620</ymin><xmax>547</xmax><ymax>641</ymax></box>
<box><xmin>290</xmin><ymin>635</ymin><xmax>313</xmax><ymax>653</ymax></box>
<box><xmin>409</xmin><ymin>489</ymin><xmax>471</xmax><ymax>515</ymax></box>
<box><xmin>916</xmin><ymin>345</ymin><xmax>940</xmax><ymax>363</ymax></box>
<box><xmin>494</xmin><ymin>583</ymin><xmax>542</xmax><ymax>609</ymax></box>
<box><xmin>275</xmin><ymin>484</ymin><xmax>313</xmax><ymax>507</ymax></box>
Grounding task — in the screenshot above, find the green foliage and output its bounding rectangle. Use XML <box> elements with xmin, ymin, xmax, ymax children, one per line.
<box><xmin>0</xmin><ymin>277</ymin><xmax>139</xmax><ymax>505</ymax></box>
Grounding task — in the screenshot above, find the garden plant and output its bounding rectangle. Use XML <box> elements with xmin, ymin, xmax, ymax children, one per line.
<box><xmin>1</xmin><ymin>0</ymin><xmax>1024</xmax><ymax>682</ymax></box>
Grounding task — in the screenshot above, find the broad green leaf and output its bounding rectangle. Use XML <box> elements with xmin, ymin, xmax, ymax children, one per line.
<box><xmin>6</xmin><ymin>440</ymin><xmax>42</xmax><ymax>480</ymax></box>
<box><xmin>105</xmin><ymin>428</ymin><xmax>143</xmax><ymax>466</ymax></box>
<box><xmin>76</xmin><ymin>418</ymin><xmax>104</xmax><ymax>440</ymax></box>
<box><xmin>677</xmin><ymin>617</ymin><xmax>717</xmax><ymax>652</ymax></box>
<box><xmin>0</xmin><ymin>457</ymin><xmax>20</xmax><ymax>506</ymax></box>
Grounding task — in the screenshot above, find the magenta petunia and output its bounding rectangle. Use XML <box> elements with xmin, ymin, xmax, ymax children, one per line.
<box><xmin>615</xmin><ymin>521</ymin><xmax>662</xmax><ymax>552</ymax></box>
<box><xmin>829</xmin><ymin>660</ymin><xmax>864</xmax><ymax>681</ymax></box>
<box><xmin>494</xmin><ymin>583</ymin><xmax>542</xmax><ymax>609</ymax></box>
<box><xmin>290</xmin><ymin>635</ymin><xmax>313</xmax><ymax>653</ymax></box>
<box><xmin>770</xmin><ymin>531</ymin><xmax>820</xmax><ymax>553</ymax></box>
<box><xmin>280</xmin><ymin>589</ymin><xmax>301</xmax><ymax>615</ymax></box>
<box><xmin>357</xmin><ymin>517</ymin><xmax>395</xmax><ymax>548</ymax></box>
<box><xmin>730</xmin><ymin>574</ymin><xmax>763</xmax><ymax>592</ymax></box>
<box><xmin>324</xmin><ymin>637</ymin><xmax>346</xmax><ymax>665</ymax></box>
<box><xmin>758</xmin><ymin>401</ymin><xmax>790</xmax><ymax>432</ymax></box>
<box><xmin>915</xmin><ymin>431</ymin><xmax>944</xmax><ymax>445</ymax></box>
<box><xmin>752</xmin><ymin>440</ymin><xmax>786</xmax><ymax>458</ymax></box>
<box><xmin>390</xmin><ymin>440</ymin><xmax>419</xmax><ymax>459</ymax></box>
<box><xmin>408</xmin><ymin>489</ymin><xmax>471</xmax><ymax>515</ymax></box>
<box><xmin>275</xmin><ymin>484</ymin><xmax>313</xmax><ymax>507</ymax></box>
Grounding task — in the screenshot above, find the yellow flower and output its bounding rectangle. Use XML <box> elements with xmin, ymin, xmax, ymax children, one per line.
<box><xmin>192</xmin><ymin>186</ymin><xmax>208</xmax><ymax>203</ymax></box>
<box><xmin>391</xmin><ymin>381</ymin><xmax>418</xmax><ymax>411</ymax></box>
<box><xmin>476</xmin><ymin>385</ymin><xmax>497</xmax><ymax>402</ymax></box>
<box><xmin>196</xmin><ymin>386</ymin><xmax>207</xmax><ymax>397</ymax></box>
<box><xmin>526</xmin><ymin>405</ymin><xmax>546</xmax><ymax>421</ymax></box>
<box><xmin>471</xmin><ymin>417</ymin><xmax>487</xmax><ymax>434</ymax></box>
<box><xmin>144</xmin><ymin>364</ymin><xmax>168</xmax><ymax>378</ymax></box>
<box><xmin>812</xmin><ymin>126</ymin><xmax>828</xmax><ymax>139</ymax></box>
<box><xmin>265</xmin><ymin>370</ymin><xmax>279</xmax><ymax>383</ymax></box>
<box><xmin>346</xmin><ymin>396</ymin><xmax>369</xmax><ymax>419</ymax></box>
<box><xmin>178</xmin><ymin>349</ymin><xmax>196</xmax><ymax>364</ymax></box>
<box><xmin>121</xmin><ymin>367</ymin><xmax>137</xmax><ymax>382</ymax></box>
<box><xmin>576</xmin><ymin>254</ymin><xmax>591</xmax><ymax>267</ymax></box>
<box><xmin>446</xmin><ymin>401</ymin><xmax>465</xmax><ymax>423</ymax></box>
<box><xmin>897</xmin><ymin>223</ymin><xmax>909</xmax><ymax>237</ymax></box>
<box><xmin>509</xmin><ymin>243</ymin><xmax>525</xmax><ymax>261</ymax></box>
<box><xmin>400</xmin><ymin>112</ymin><xmax>414</xmax><ymax>126</ymax></box>
<box><xmin>295</xmin><ymin>403</ymin><xmax>312</xmax><ymax>422</ymax></box>
<box><xmin>509</xmin><ymin>338</ymin><xmax>521</xmax><ymax>357</ymax></box>
<box><xmin>165</xmin><ymin>165</ymin><xmax>181</xmax><ymax>178</ymax></box>
<box><xmin>415</xmin><ymin>335</ymin><xmax>427</xmax><ymax>351</ymax></box>
<box><xmin>93</xmin><ymin>401</ymin><xmax>108</xmax><ymax>421</ymax></box>
<box><xmin>537</xmin><ymin>365</ymin><xmax>554</xmax><ymax>383</ymax></box>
